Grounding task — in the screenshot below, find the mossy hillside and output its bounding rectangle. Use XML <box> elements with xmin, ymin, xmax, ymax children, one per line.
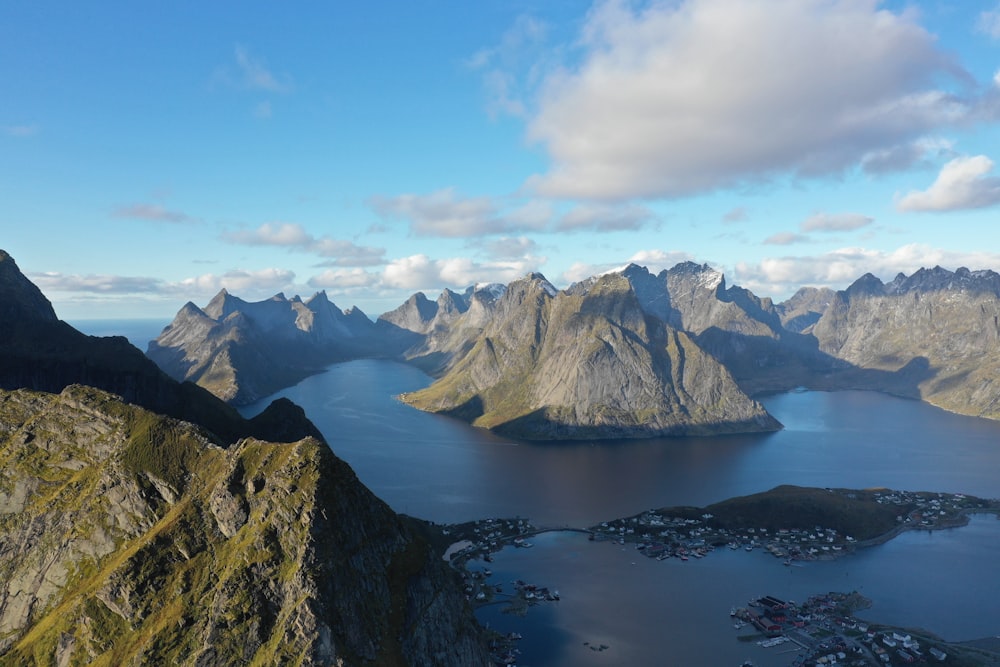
<box><xmin>705</xmin><ymin>485</ymin><xmax>902</xmax><ymax>540</ymax></box>
<box><xmin>0</xmin><ymin>387</ymin><xmax>490</xmax><ymax>666</ymax></box>
<box><xmin>4</xmin><ymin>433</ymin><xmax>324</xmax><ymax>665</ymax></box>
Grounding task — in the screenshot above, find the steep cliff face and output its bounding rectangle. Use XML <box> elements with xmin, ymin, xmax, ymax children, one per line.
<box><xmin>402</xmin><ymin>272</ymin><xmax>779</xmax><ymax>439</ymax></box>
<box><xmin>776</xmin><ymin>286</ymin><xmax>836</xmax><ymax>333</ymax></box>
<box><xmin>374</xmin><ymin>285</ymin><xmax>506</xmax><ymax>375</ymax></box>
<box><xmin>148</xmin><ymin>290</ymin><xmax>377</xmax><ymax>405</ymax></box>
<box><xmin>811</xmin><ymin>267</ymin><xmax>1000</xmax><ymax>418</ymax></box>
<box><xmin>569</xmin><ymin>263</ymin><xmax>832</xmax><ymax>394</ymax></box>
<box><xmin>0</xmin><ymin>252</ymin><xmax>317</xmax><ymax>446</ymax></box>
<box><xmin>0</xmin><ymin>385</ymin><xmax>490</xmax><ymax>666</ymax></box>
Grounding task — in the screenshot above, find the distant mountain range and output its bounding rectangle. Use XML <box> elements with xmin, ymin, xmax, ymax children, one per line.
<box><xmin>0</xmin><ymin>250</ymin><xmax>491</xmax><ymax>665</ymax></box>
<box><xmin>147</xmin><ymin>259</ymin><xmax>1000</xmax><ymax>438</ymax></box>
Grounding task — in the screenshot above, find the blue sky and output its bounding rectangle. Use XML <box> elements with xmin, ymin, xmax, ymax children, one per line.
<box><xmin>5</xmin><ymin>0</ymin><xmax>1000</xmax><ymax>320</ymax></box>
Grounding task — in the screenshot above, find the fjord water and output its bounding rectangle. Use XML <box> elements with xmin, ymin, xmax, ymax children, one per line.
<box><xmin>239</xmin><ymin>359</ymin><xmax>1000</xmax><ymax>527</ymax></box>
<box><xmin>73</xmin><ymin>321</ymin><xmax>1000</xmax><ymax>664</ymax></box>
<box><xmin>237</xmin><ymin>359</ymin><xmax>1000</xmax><ymax>665</ymax></box>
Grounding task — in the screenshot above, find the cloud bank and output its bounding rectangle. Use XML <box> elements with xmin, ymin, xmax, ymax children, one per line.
<box><xmin>527</xmin><ymin>0</ymin><xmax>976</xmax><ymax>200</ymax></box>
<box><xmin>896</xmin><ymin>155</ymin><xmax>1000</xmax><ymax>212</ymax></box>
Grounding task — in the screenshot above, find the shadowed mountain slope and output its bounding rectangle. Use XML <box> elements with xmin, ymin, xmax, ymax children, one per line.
<box><xmin>811</xmin><ymin>267</ymin><xmax>1000</xmax><ymax>418</ymax></box>
<box><xmin>148</xmin><ymin>289</ymin><xmax>378</xmax><ymax>405</ymax></box>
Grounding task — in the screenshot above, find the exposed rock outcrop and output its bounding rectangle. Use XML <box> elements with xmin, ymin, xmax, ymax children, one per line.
<box><xmin>0</xmin><ymin>251</ymin><xmax>316</xmax><ymax>446</ymax></box>
<box><xmin>811</xmin><ymin>266</ymin><xmax>1000</xmax><ymax>418</ymax></box>
<box><xmin>401</xmin><ymin>272</ymin><xmax>780</xmax><ymax>439</ymax></box>
<box><xmin>147</xmin><ymin>290</ymin><xmax>378</xmax><ymax>405</ymax></box>
<box><xmin>0</xmin><ymin>385</ymin><xmax>490</xmax><ymax>665</ymax></box>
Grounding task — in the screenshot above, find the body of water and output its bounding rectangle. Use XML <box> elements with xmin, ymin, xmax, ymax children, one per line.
<box><xmin>237</xmin><ymin>359</ymin><xmax>1000</xmax><ymax>665</ymax></box>
<box><xmin>476</xmin><ymin>516</ymin><xmax>1000</xmax><ymax>666</ymax></box>
<box><xmin>239</xmin><ymin>359</ymin><xmax>1000</xmax><ymax>527</ymax></box>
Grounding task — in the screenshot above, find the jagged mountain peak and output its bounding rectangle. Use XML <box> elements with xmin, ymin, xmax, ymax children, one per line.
<box><xmin>885</xmin><ymin>265</ymin><xmax>1000</xmax><ymax>296</ymax></box>
<box><xmin>512</xmin><ymin>272</ymin><xmax>558</xmax><ymax>297</ymax></box>
<box><xmin>0</xmin><ymin>385</ymin><xmax>490</xmax><ymax>664</ymax></box>
<box><xmin>472</xmin><ymin>282</ymin><xmax>507</xmax><ymax>301</ymax></box>
<box><xmin>668</xmin><ymin>261</ymin><xmax>725</xmax><ymax>291</ymax></box>
<box><xmin>203</xmin><ymin>288</ymin><xmax>249</xmax><ymax>320</ymax></box>
<box><xmin>0</xmin><ymin>250</ymin><xmax>58</xmax><ymax>322</ymax></box>
<box><xmin>844</xmin><ymin>272</ymin><xmax>886</xmax><ymax>297</ymax></box>
<box><xmin>305</xmin><ymin>290</ymin><xmax>343</xmax><ymax>314</ymax></box>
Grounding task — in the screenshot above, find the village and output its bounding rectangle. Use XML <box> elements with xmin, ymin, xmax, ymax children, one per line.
<box><xmin>435</xmin><ymin>490</ymin><xmax>1000</xmax><ymax>666</ymax></box>
<box><xmin>586</xmin><ymin>489</ymin><xmax>997</xmax><ymax>565</ymax></box>
<box><xmin>731</xmin><ymin>591</ymin><xmax>972</xmax><ymax>666</ymax></box>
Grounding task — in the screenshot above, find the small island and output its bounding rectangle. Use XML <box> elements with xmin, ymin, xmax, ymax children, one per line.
<box><xmin>431</xmin><ymin>486</ymin><xmax>1000</xmax><ymax>666</ymax></box>
<box><xmin>585</xmin><ymin>485</ymin><xmax>999</xmax><ymax>564</ymax></box>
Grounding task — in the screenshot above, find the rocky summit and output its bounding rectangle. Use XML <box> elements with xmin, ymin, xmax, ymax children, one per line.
<box><xmin>810</xmin><ymin>266</ymin><xmax>1000</xmax><ymax>419</ymax></box>
<box><xmin>401</xmin><ymin>271</ymin><xmax>781</xmax><ymax>439</ymax></box>
<box><xmin>0</xmin><ymin>250</ymin><xmax>491</xmax><ymax>666</ymax></box>
<box><xmin>0</xmin><ymin>385</ymin><xmax>489</xmax><ymax>666</ymax></box>
<box><xmin>145</xmin><ymin>255</ymin><xmax>1000</xmax><ymax>434</ymax></box>
<box><xmin>147</xmin><ymin>289</ymin><xmax>379</xmax><ymax>405</ymax></box>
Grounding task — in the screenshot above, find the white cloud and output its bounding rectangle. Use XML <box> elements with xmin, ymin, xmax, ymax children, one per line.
<box><xmin>4</xmin><ymin>124</ymin><xmax>39</xmax><ymax>138</ymax></box>
<box><xmin>233</xmin><ymin>45</ymin><xmax>292</xmax><ymax>93</ymax></box>
<box><xmin>307</xmin><ymin>268</ymin><xmax>379</xmax><ymax>289</ymax></box>
<box><xmin>627</xmin><ymin>249</ymin><xmax>695</xmax><ymax>273</ymax></box>
<box><xmin>30</xmin><ymin>272</ymin><xmax>165</xmax><ymax>294</ymax></box>
<box><xmin>370</xmin><ymin>189</ymin><xmax>504</xmax><ymax>237</ymax></box>
<box><xmin>861</xmin><ymin>137</ymin><xmax>954</xmax><ymax>175</ymax></box>
<box><xmin>978</xmin><ymin>4</ymin><xmax>1000</xmax><ymax>40</ymax></box>
<box><xmin>468</xmin><ymin>15</ymin><xmax>548</xmax><ymax>119</ymax></box>
<box><xmin>368</xmin><ymin>190</ymin><xmax>555</xmax><ymax>238</ymax></box>
<box><xmin>800</xmin><ymin>213</ymin><xmax>873</xmax><ymax>232</ymax></box>
<box><xmin>526</xmin><ymin>0</ymin><xmax>973</xmax><ymax>200</ymax></box>
<box><xmin>734</xmin><ymin>243</ymin><xmax>1000</xmax><ymax>298</ymax></box>
<box><xmin>558</xmin><ymin>203</ymin><xmax>654</xmax><ymax>231</ymax></box>
<box><xmin>112</xmin><ymin>203</ymin><xmax>196</xmax><ymax>224</ymax></box>
<box><xmin>225</xmin><ymin>222</ymin><xmax>312</xmax><ymax>246</ymax></box>
<box><xmin>222</xmin><ymin>222</ymin><xmax>385</xmax><ymax>266</ymax></box>
<box><xmin>180</xmin><ymin>268</ymin><xmax>296</xmax><ymax>295</ymax></box>
<box><xmin>560</xmin><ymin>261</ymin><xmax>612</xmax><ymax>284</ymax></box>
<box><xmin>764</xmin><ymin>232</ymin><xmax>810</xmax><ymax>246</ymax></box>
<box><xmin>559</xmin><ymin>249</ymin><xmax>696</xmax><ymax>284</ymax></box>
<box><xmin>382</xmin><ymin>254</ymin><xmax>538</xmax><ymax>290</ymax></box>
<box><xmin>370</xmin><ymin>190</ymin><xmax>656</xmax><ymax>237</ymax></box>
<box><xmin>479</xmin><ymin>236</ymin><xmax>540</xmax><ymax>260</ymax></box>
<box><xmin>896</xmin><ymin>155</ymin><xmax>1000</xmax><ymax>212</ymax></box>
<box><xmin>29</xmin><ymin>266</ymin><xmax>296</xmax><ymax>301</ymax></box>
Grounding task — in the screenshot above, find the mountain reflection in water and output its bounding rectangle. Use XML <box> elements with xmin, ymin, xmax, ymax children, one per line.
<box><xmin>239</xmin><ymin>359</ymin><xmax>1000</xmax><ymax>527</ymax></box>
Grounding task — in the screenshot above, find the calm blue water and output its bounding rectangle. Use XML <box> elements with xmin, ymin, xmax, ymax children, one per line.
<box><xmin>476</xmin><ymin>516</ymin><xmax>1000</xmax><ymax>666</ymax></box>
<box><xmin>235</xmin><ymin>359</ymin><xmax>1000</xmax><ymax>665</ymax></box>
<box><xmin>69</xmin><ymin>325</ymin><xmax>999</xmax><ymax>665</ymax></box>
<box><xmin>238</xmin><ymin>359</ymin><xmax>1000</xmax><ymax>526</ymax></box>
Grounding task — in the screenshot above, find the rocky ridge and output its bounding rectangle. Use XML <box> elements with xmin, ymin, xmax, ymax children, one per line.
<box><xmin>145</xmin><ymin>256</ymin><xmax>1000</xmax><ymax>432</ymax></box>
<box><xmin>401</xmin><ymin>271</ymin><xmax>780</xmax><ymax>439</ymax></box>
<box><xmin>147</xmin><ymin>289</ymin><xmax>378</xmax><ymax>405</ymax></box>
<box><xmin>0</xmin><ymin>251</ymin><xmax>318</xmax><ymax>447</ymax></box>
<box><xmin>0</xmin><ymin>385</ymin><xmax>489</xmax><ymax>665</ymax></box>
<box><xmin>0</xmin><ymin>250</ymin><xmax>491</xmax><ymax>665</ymax></box>
<box><xmin>811</xmin><ymin>266</ymin><xmax>1000</xmax><ymax>418</ymax></box>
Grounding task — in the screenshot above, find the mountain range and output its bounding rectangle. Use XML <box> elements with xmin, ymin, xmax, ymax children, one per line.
<box><xmin>0</xmin><ymin>250</ymin><xmax>491</xmax><ymax>665</ymax></box>
<box><xmin>148</xmin><ymin>259</ymin><xmax>1000</xmax><ymax>437</ymax></box>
